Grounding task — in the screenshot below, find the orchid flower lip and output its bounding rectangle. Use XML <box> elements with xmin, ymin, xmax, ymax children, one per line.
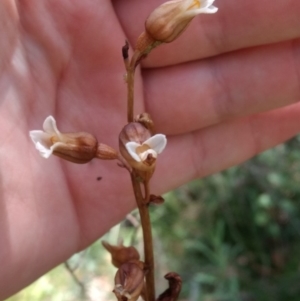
<box><xmin>126</xmin><ymin>142</ymin><xmax>142</xmax><ymax>162</ymax></box>
<box><xmin>140</xmin><ymin>149</ymin><xmax>157</xmax><ymax>161</ymax></box>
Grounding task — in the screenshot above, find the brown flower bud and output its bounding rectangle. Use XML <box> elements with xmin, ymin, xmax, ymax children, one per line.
<box><xmin>119</xmin><ymin>122</ymin><xmax>167</xmax><ymax>173</ymax></box>
<box><xmin>114</xmin><ymin>261</ymin><xmax>145</xmax><ymax>301</ymax></box>
<box><xmin>102</xmin><ymin>241</ymin><xmax>140</xmax><ymax>268</ymax></box>
<box><xmin>49</xmin><ymin>131</ymin><xmax>97</xmax><ymax>164</ymax></box>
<box><xmin>134</xmin><ymin>112</ymin><xmax>155</xmax><ymax>135</ymax></box>
<box><xmin>157</xmin><ymin>272</ymin><xmax>182</xmax><ymax>301</ymax></box>
<box><xmin>145</xmin><ymin>0</ymin><xmax>218</xmax><ymax>43</ymax></box>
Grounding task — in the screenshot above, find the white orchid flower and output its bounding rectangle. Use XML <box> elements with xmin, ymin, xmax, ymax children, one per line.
<box><xmin>145</xmin><ymin>0</ymin><xmax>218</xmax><ymax>43</ymax></box>
<box><xmin>125</xmin><ymin>134</ymin><xmax>167</xmax><ymax>163</ymax></box>
<box><xmin>29</xmin><ymin>116</ymin><xmax>114</xmax><ymax>164</ymax></box>
<box><xmin>119</xmin><ymin>122</ymin><xmax>167</xmax><ymax>176</ymax></box>
<box><xmin>29</xmin><ymin>116</ymin><xmax>63</xmax><ymax>159</ymax></box>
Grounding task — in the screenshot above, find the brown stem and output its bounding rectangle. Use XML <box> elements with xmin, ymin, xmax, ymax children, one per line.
<box><xmin>144</xmin><ymin>180</ymin><xmax>150</xmax><ymax>204</ymax></box>
<box><xmin>127</xmin><ymin>66</ymin><xmax>135</xmax><ymax>123</ymax></box>
<box><xmin>126</xmin><ymin>42</ymin><xmax>157</xmax><ymax>301</ymax></box>
<box><xmin>131</xmin><ymin>172</ymin><xmax>155</xmax><ymax>301</ymax></box>
<box><xmin>127</xmin><ymin>49</ymin><xmax>146</xmax><ymax>123</ymax></box>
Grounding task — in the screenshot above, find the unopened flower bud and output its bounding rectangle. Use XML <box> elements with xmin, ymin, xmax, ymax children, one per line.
<box><xmin>157</xmin><ymin>272</ymin><xmax>182</xmax><ymax>301</ymax></box>
<box><xmin>134</xmin><ymin>112</ymin><xmax>155</xmax><ymax>135</ymax></box>
<box><xmin>102</xmin><ymin>241</ymin><xmax>140</xmax><ymax>268</ymax></box>
<box><xmin>145</xmin><ymin>0</ymin><xmax>218</xmax><ymax>43</ymax></box>
<box><xmin>29</xmin><ymin>116</ymin><xmax>118</xmax><ymax>164</ymax></box>
<box><xmin>119</xmin><ymin>122</ymin><xmax>167</xmax><ymax>173</ymax></box>
<box><xmin>114</xmin><ymin>261</ymin><xmax>145</xmax><ymax>301</ymax></box>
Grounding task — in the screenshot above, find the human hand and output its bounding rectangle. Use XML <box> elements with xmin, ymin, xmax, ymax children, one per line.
<box><xmin>1</xmin><ymin>0</ymin><xmax>299</xmax><ymax>298</ymax></box>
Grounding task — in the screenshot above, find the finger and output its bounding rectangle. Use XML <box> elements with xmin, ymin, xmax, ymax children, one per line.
<box><xmin>113</xmin><ymin>0</ymin><xmax>300</xmax><ymax>67</ymax></box>
<box><xmin>143</xmin><ymin>39</ymin><xmax>300</xmax><ymax>135</ymax></box>
<box><xmin>0</xmin><ymin>0</ymin><xmax>18</xmax><ymax>73</ymax></box>
<box><xmin>152</xmin><ymin>103</ymin><xmax>300</xmax><ymax>194</ymax></box>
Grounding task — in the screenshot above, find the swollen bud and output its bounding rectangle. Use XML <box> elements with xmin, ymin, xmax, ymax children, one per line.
<box><xmin>134</xmin><ymin>112</ymin><xmax>155</xmax><ymax>135</ymax></box>
<box><xmin>102</xmin><ymin>241</ymin><xmax>140</xmax><ymax>268</ymax></box>
<box><xmin>48</xmin><ymin>131</ymin><xmax>98</xmax><ymax>164</ymax></box>
<box><xmin>114</xmin><ymin>261</ymin><xmax>145</xmax><ymax>301</ymax></box>
<box><xmin>145</xmin><ymin>0</ymin><xmax>218</xmax><ymax>43</ymax></box>
<box><xmin>133</xmin><ymin>0</ymin><xmax>218</xmax><ymax>65</ymax></box>
<box><xmin>157</xmin><ymin>272</ymin><xmax>182</xmax><ymax>301</ymax></box>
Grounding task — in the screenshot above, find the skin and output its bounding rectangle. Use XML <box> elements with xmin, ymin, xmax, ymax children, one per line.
<box><xmin>0</xmin><ymin>0</ymin><xmax>300</xmax><ymax>298</ymax></box>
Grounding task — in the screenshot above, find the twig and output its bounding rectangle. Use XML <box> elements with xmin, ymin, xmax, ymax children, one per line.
<box><xmin>64</xmin><ymin>261</ymin><xmax>86</xmax><ymax>297</ymax></box>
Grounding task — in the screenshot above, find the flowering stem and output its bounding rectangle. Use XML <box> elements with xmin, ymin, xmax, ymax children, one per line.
<box><xmin>127</xmin><ymin>66</ymin><xmax>135</xmax><ymax>123</ymax></box>
<box><xmin>126</xmin><ymin>43</ymin><xmax>156</xmax><ymax>301</ymax></box>
<box><xmin>131</xmin><ymin>172</ymin><xmax>155</xmax><ymax>301</ymax></box>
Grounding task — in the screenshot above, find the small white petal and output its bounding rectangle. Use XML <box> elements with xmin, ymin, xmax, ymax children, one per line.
<box><xmin>143</xmin><ymin>134</ymin><xmax>167</xmax><ymax>154</ymax></box>
<box><xmin>29</xmin><ymin>116</ymin><xmax>64</xmax><ymax>160</ymax></box>
<box><xmin>125</xmin><ymin>142</ymin><xmax>142</xmax><ymax>162</ymax></box>
<box><xmin>196</xmin><ymin>5</ymin><xmax>218</xmax><ymax>13</ymax></box>
<box><xmin>43</xmin><ymin>116</ymin><xmax>61</xmax><ymax>137</ymax></box>
<box><xmin>200</xmin><ymin>0</ymin><xmax>216</xmax><ymax>8</ymax></box>
<box><xmin>195</xmin><ymin>0</ymin><xmax>218</xmax><ymax>13</ymax></box>
<box><xmin>35</xmin><ymin>142</ymin><xmax>53</xmax><ymax>158</ymax></box>
<box><xmin>140</xmin><ymin>149</ymin><xmax>157</xmax><ymax>161</ymax></box>
<box><xmin>29</xmin><ymin>130</ymin><xmax>52</xmax><ymax>148</ymax></box>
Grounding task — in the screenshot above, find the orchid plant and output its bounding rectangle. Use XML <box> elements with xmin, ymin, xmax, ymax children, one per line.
<box><xmin>30</xmin><ymin>1</ymin><xmax>218</xmax><ymax>300</ymax></box>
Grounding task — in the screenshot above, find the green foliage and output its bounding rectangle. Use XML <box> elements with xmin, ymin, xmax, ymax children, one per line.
<box><xmin>151</xmin><ymin>136</ymin><xmax>300</xmax><ymax>301</ymax></box>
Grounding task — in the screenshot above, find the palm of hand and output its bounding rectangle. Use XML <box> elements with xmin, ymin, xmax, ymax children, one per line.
<box><xmin>1</xmin><ymin>1</ymin><xmax>142</xmax><ymax>296</ymax></box>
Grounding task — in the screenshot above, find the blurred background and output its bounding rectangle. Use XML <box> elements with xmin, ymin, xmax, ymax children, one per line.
<box><xmin>8</xmin><ymin>136</ymin><xmax>300</xmax><ymax>301</ymax></box>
